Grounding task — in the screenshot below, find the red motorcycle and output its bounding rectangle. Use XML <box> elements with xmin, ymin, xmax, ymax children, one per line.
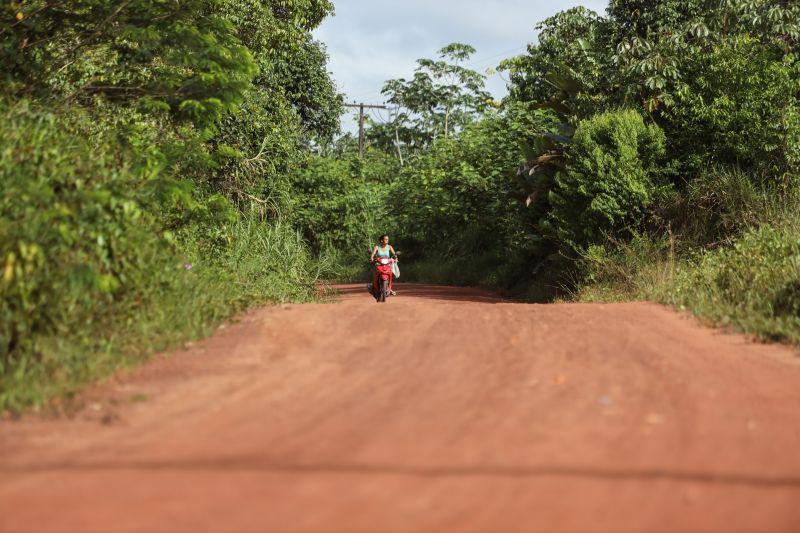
<box><xmin>370</xmin><ymin>257</ymin><xmax>395</xmax><ymax>302</ymax></box>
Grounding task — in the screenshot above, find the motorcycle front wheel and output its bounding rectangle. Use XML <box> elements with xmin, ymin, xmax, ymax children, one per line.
<box><xmin>379</xmin><ymin>279</ymin><xmax>388</xmax><ymax>302</ymax></box>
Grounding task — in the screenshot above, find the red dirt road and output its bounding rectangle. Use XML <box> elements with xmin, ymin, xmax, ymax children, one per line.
<box><xmin>2</xmin><ymin>283</ymin><xmax>800</xmax><ymax>532</ymax></box>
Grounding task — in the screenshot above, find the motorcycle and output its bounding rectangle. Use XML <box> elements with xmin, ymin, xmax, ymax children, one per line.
<box><xmin>369</xmin><ymin>256</ymin><xmax>395</xmax><ymax>303</ymax></box>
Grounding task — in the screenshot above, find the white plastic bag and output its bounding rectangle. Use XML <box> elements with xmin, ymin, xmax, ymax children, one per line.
<box><xmin>392</xmin><ymin>261</ymin><xmax>400</xmax><ymax>279</ymax></box>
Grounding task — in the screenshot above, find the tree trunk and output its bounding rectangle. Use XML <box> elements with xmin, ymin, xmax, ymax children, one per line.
<box><xmin>394</xmin><ymin>127</ymin><xmax>404</xmax><ymax>166</ymax></box>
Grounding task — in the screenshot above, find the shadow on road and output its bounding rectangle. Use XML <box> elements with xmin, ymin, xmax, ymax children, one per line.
<box><xmin>7</xmin><ymin>459</ymin><xmax>800</xmax><ymax>489</ymax></box>
<box><xmin>334</xmin><ymin>283</ymin><xmax>513</xmax><ymax>304</ymax></box>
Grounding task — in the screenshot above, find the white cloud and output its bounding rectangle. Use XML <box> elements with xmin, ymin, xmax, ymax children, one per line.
<box><xmin>314</xmin><ymin>0</ymin><xmax>608</xmax><ymax>132</ymax></box>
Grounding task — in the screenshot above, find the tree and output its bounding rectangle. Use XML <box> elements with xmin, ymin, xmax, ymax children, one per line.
<box><xmin>611</xmin><ymin>0</ymin><xmax>800</xmax><ymax>111</ymax></box>
<box><xmin>501</xmin><ymin>7</ymin><xmax>609</xmax><ymax>112</ymax></box>
<box><xmin>379</xmin><ymin>43</ymin><xmax>492</xmax><ymax>151</ymax></box>
<box><xmin>218</xmin><ymin>0</ymin><xmax>343</xmax><ymax>140</ymax></box>
<box><xmin>1</xmin><ymin>0</ymin><xmax>258</xmax><ymax>128</ymax></box>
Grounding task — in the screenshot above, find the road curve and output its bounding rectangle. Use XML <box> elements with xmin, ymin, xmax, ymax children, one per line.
<box><xmin>2</xmin><ymin>283</ymin><xmax>800</xmax><ymax>532</ymax></box>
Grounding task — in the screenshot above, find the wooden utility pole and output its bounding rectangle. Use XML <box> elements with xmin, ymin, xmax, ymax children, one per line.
<box><xmin>345</xmin><ymin>102</ymin><xmax>387</xmax><ymax>157</ymax></box>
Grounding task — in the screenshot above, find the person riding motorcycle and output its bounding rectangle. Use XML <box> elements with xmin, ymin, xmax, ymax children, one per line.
<box><xmin>370</xmin><ymin>234</ymin><xmax>398</xmax><ymax>296</ymax></box>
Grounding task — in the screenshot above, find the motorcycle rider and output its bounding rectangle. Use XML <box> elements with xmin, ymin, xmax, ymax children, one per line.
<box><xmin>370</xmin><ymin>234</ymin><xmax>398</xmax><ymax>296</ymax></box>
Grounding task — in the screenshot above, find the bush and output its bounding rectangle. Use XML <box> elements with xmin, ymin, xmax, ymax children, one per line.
<box><xmin>576</xmin><ymin>233</ymin><xmax>675</xmax><ymax>301</ymax></box>
<box><xmin>0</xmin><ymin>0</ymin><xmax>346</xmax><ymax>412</ymax></box>
<box><xmin>665</xmin><ymin>215</ymin><xmax>800</xmax><ymax>343</ymax></box>
<box><xmin>576</xmin><ymin>205</ymin><xmax>800</xmax><ymax>346</ymax></box>
<box><xmin>664</xmin><ymin>37</ymin><xmax>800</xmax><ymax>179</ymax></box>
<box><xmin>549</xmin><ymin>109</ymin><xmax>667</xmax><ymax>252</ymax></box>
<box><xmin>0</xmin><ymin>102</ymin><xmax>163</xmax><ymax>367</ymax></box>
<box><xmin>661</xmin><ymin>166</ymin><xmax>792</xmax><ymax>247</ymax></box>
<box><xmin>290</xmin><ymin>153</ymin><xmax>388</xmax><ymax>255</ymax></box>
<box><xmin>0</xmin><ymin>103</ymin><xmax>322</xmax><ymax>411</ymax></box>
<box><xmin>389</xmin><ymin>109</ymin><xmax>548</xmax><ymax>265</ymax></box>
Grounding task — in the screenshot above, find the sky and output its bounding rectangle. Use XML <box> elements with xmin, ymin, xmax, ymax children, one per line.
<box><xmin>313</xmin><ymin>0</ymin><xmax>608</xmax><ymax>133</ymax></box>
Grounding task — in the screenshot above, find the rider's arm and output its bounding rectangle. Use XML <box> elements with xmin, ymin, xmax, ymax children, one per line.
<box><xmin>389</xmin><ymin>246</ymin><xmax>398</xmax><ymax>261</ymax></box>
<box><xmin>370</xmin><ymin>246</ymin><xmax>378</xmax><ymax>261</ymax></box>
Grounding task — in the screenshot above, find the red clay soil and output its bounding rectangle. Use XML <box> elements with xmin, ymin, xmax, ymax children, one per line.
<box><xmin>2</xmin><ymin>283</ymin><xmax>800</xmax><ymax>533</ymax></box>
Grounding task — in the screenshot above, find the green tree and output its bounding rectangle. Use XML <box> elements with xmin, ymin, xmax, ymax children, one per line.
<box><xmin>218</xmin><ymin>0</ymin><xmax>343</xmax><ymax>140</ymax></box>
<box><xmin>548</xmin><ymin>109</ymin><xmax>667</xmax><ymax>252</ymax></box>
<box><xmin>379</xmin><ymin>43</ymin><xmax>492</xmax><ymax>150</ymax></box>
<box><xmin>663</xmin><ymin>36</ymin><xmax>800</xmax><ymax>177</ymax></box>
<box><xmin>502</xmin><ymin>7</ymin><xmax>609</xmax><ymax>112</ymax></box>
<box><xmin>2</xmin><ymin>0</ymin><xmax>258</xmax><ymax>127</ymax></box>
<box><xmin>611</xmin><ymin>0</ymin><xmax>800</xmax><ymax>111</ymax></box>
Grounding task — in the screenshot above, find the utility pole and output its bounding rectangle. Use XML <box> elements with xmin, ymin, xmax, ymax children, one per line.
<box><xmin>345</xmin><ymin>102</ymin><xmax>387</xmax><ymax>157</ymax></box>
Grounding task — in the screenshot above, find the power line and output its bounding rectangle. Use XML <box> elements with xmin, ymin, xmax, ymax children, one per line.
<box><xmin>368</xmin><ymin>107</ymin><xmax>390</xmax><ymax>123</ymax></box>
<box><xmin>344</xmin><ymin>102</ymin><xmax>387</xmax><ymax>157</ymax></box>
<box><xmin>463</xmin><ymin>45</ymin><xmax>529</xmax><ymax>70</ymax></box>
<box><xmin>338</xmin><ymin>48</ymin><xmax>527</xmax><ymax>142</ymax></box>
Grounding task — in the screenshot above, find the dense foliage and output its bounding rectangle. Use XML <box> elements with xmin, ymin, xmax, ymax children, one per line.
<box><xmin>4</xmin><ymin>0</ymin><xmax>800</xmax><ymax>409</ymax></box>
<box><xmin>549</xmin><ymin>109</ymin><xmax>667</xmax><ymax>252</ymax></box>
<box><xmin>1</xmin><ymin>0</ymin><xmax>342</xmax><ymax>409</ymax></box>
<box><xmin>312</xmin><ymin>0</ymin><xmax>800</xmax><ymax>338</ymax></box>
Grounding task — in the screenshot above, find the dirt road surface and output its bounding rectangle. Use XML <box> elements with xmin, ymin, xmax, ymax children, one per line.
<box><xmin>2</xmin><ymin>283</ymin><xmax>800</xmax><ymax>533</ymax></box>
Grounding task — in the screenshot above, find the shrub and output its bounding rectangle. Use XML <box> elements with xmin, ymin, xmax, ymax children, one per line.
<box><xmin>290</xmin><ymin>153</ymin><xmax>387</xmax><ymax>255</ymax></box>
<box><xmin>665</xmin><ymin>215</ymin><xmax>800</xmax><ymax>343</ymax></box>
<box><xmin>0</xmin><ymin>102</ymin><xmax>164</xmax><ymax>368</ymax></box>
<box><xmin>549</xmin><ymin>109</ymin><xmax>667</xmax><ymax>252</ymax></box>
<box><xmin>0</xmin><ymin>103</ymin><xmax>322</xmax><ymax>410</ymax></box>
<box><xmin>661</xmin><ymin>166</ymin><xmax>793</xmax><ymax>248</ymax></box>
<box><xmin>664</xmin><ymin>37</ymin><xmax>800</xmax><ymax>179</ymax></box>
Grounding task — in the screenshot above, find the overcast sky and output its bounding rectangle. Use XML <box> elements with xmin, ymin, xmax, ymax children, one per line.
<box><xmin>313</xmin><ymin>0</ymin><xmax>608</xmax><ymax>132</ymax></box>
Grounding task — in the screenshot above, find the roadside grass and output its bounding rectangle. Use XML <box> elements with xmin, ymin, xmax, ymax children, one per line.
<box><xmin>662</xmin><ymin>216</ymin><xmax>800</xmax><ymax>344</ymax></box>
<box><xmin>0</xmin><ymin>218</ymin><xmax>323</xmax><ymax>414</ymax></box>
<box><xmin>0</xmin><ymin>104</ymin><xmax>328</xmax><ymax>413</ymax></box>
<box><xmin>321</xmin><ymin>247</ymin><xmax>372</xmax><ymax>283</ymax></box>
<box><xmin>576</xmin><ymin>176</ymin><xmax>800</xmax><ymax>346</ymax></box>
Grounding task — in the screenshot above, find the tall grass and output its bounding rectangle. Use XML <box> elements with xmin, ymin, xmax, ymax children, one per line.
<box><xmin>0</xmin><ymin>216</ymin><xmax>323</xmax><ymax>412</ymax></box>
<box><xmin>577</xmin><ymin>167</ymin><xmax>800</xmax><ymax>345</ymax></box>
<box><xmin>664</xmin><ymin>215</ymin><xmax>800</xmax><ymax>343</ymax></box>
<box><xmin>662</xmin><ymin>166</ymin><xmax>794</xmax><ymax>248</ymax></box>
